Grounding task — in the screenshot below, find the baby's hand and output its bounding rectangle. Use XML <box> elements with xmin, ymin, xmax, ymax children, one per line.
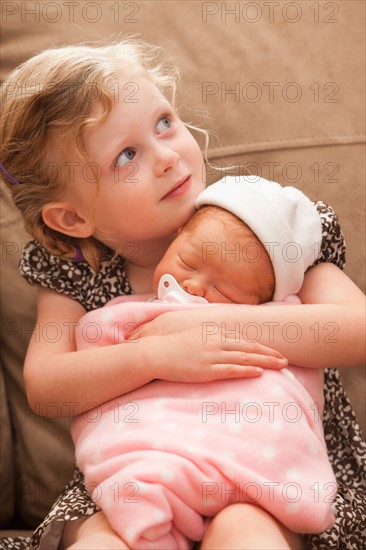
<box><xmin>135</xmin><ymin>309</ymin><xmax>287</xmax><ymax>383</ymax></box>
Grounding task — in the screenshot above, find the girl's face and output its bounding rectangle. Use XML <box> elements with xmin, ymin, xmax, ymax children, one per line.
<box><xmin>65</xmin><ymin>75</ymin><xmax>205</xmax><ymax>253</ymax></box>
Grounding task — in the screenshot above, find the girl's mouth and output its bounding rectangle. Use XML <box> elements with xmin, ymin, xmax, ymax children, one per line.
<box><xmin>161</xmin><ymin>176</ymin><xmax>191</xmax><ymax>200</ymax></box>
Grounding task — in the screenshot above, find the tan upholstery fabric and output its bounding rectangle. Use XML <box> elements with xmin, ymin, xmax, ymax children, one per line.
<box><xmin>1</xmin><ymin>186</ymin><xmax>75</xmax><ymax>527</ymax></box>
<box><xmin>1</xmin><ymin>0</ymin><xmax>365</xmax><ymax>530</ymax></box>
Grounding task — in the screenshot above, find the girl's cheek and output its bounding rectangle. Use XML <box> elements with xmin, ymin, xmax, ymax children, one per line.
<box><xmin>183</xmin><ymin>129</ymin><xmax>202</xmax><ymax>155</ymax></box>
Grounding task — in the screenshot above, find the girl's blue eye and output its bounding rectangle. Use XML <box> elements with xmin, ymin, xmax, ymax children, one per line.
<box><xmin>115</xmin><ymin>148</ymin><xmax>135</xmax><ymax>167</ymax></box>
<box><xmin>156</xmin><ymin>116</ymin><xmax>172</xmax><ymax>134</ymax></box>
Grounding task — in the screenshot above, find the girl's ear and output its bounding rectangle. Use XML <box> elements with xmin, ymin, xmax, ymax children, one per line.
<box><xmin>42</xmin><ymin>202</ymin><xmax>94</xmax><ymax>238</ymax></box>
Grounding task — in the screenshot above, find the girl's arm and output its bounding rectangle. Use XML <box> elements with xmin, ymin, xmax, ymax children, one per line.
<box><xmin>24</xmin><ymin>288</ymin><xmax>152</xmax><ymax>417</ymax></box>
<box><xmin>138</xmin><ymin>263</ymin><xmax>365</xmax><ymax>371</ymax></box>
<box><xmin>24</xmin><ymin>287</ymin><xmax>287</xmax><ymax>417</ymax></box>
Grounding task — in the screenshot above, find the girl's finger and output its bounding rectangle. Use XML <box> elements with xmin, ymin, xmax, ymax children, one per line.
<box><xmin>211</xmin><ymin>364</ymin><xmax>264</xmax><ymax>379</ymax></box>
<box><xmin>219</xmin><ymin>340</ymin><xmax>287</xmax><ymax>361</ymax></box>
<box><xmin>220</xmin><ymin>351</ymin><xmax>287</xmax><ymax>370</ymax></box>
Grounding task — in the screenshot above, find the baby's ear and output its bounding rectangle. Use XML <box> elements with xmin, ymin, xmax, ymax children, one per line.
<box><xmin>42</xmin><ymin>202</ymin><xmax>94</xmax><ymax>238</ymax></box>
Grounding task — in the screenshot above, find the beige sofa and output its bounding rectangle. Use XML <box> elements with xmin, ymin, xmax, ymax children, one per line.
<box><xmin>1</xmin><ymin>0</ymin><xmax>365</xmax><ymax>537</ymax></box>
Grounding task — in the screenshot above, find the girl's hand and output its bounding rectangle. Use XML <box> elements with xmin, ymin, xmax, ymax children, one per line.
<box><xmin>134</xmin><ymin>308</ymin><xmax>287</xmax><ymax>383</ymax></box>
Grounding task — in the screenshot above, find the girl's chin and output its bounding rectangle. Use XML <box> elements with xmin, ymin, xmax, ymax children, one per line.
<box><xmin>179</xmin><ymin>203</ymin><xmax>197</xmax><ymax>225</ymax></box>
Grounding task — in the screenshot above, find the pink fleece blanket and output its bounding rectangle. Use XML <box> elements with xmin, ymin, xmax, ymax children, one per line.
<box><xmin>72</xmin><ymin>297</ymin><xmax>337</xmax><ymax>549</ymax></box>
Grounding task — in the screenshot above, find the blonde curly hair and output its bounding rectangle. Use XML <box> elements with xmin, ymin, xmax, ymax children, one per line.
<box><xmin>1</xmin><ymin>38</ymin><xmax>205</xmax><ymax>269</ymax></box>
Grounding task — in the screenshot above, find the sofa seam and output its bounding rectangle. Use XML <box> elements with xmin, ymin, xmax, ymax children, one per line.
<box><xmin>207</xmin><ymin>134</ymin><xmax>366</xmax><ymax>158</ymax></box>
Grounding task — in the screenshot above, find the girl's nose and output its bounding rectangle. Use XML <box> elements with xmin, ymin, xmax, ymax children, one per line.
<box><xmin>182</xmin><ymin>277</ymin><xmax>205</xmax><ymax>298</ymax></box>
<box><xmin>154</xmin><ymin>144</ymin><xmax>180</xmax><ymax>176</ymax></box>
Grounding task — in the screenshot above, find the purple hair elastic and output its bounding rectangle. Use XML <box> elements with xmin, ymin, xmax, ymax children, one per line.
<box><xmin>74</xmin><ymin>247</ymin><xmax>84</xmax><ymax>262</ymax></box>
<box><xmin>0</xmin><ymin>163</ymin><xmax>22</xmax><ymax>186</ymax></box>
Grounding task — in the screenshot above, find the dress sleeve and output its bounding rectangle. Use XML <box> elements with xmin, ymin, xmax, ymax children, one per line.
<box><xmin>20</xmin><ymin>240</ymin><xmax>132</xmax><ymax>311</ymax></box>
<box><xmin>19</xmin><ymin>240</ymin><xmax>91</xmax><ymax>309</ymax></box>
<box><xmin>313</xmin><ymin>201</ymin><xmax>346</xmax><ymax>270</ymax></box>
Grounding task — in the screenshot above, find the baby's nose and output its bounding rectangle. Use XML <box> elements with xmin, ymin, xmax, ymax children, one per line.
<box><xmin>182</xmin><ymin>277</ymin><xmax>205</xmax><ymax>297</ymax></box>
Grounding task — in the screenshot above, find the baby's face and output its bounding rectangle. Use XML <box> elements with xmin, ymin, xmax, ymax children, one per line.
<box><xmin>154</xmin><ymin>215</ymin><xmax>274</xmax><ymax>304</ymax></box>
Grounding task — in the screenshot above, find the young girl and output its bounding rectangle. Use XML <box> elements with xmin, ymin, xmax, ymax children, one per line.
<box><xmin>0</xmin><ymin>39</ymin><xmax>364</xmax><ymax>550</ymax></box>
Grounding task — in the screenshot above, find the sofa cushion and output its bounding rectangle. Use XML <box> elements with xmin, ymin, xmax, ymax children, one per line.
<box><xmin>0</xmin><ymin>187</ymin><xmax>75</xmax><ymax>527</ymax></box>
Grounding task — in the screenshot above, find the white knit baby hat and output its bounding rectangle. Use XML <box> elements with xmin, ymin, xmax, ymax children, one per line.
<box><xmin>195</xmin><ymin>176</ymin><xmax>322</xmax><ymax>301</ymax></box>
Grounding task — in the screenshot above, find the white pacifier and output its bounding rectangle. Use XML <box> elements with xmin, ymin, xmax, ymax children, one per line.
<box><xmin>157</xmin><ymin>274</ymin><xmax>208</xmax><ymax>304</ymax></box>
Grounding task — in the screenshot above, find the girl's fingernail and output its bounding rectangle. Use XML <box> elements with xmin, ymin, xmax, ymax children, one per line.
<box><xmin>279</xmin><ymin>359</ymin><xmax>288</xmax><ymax>367</ymax></box>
